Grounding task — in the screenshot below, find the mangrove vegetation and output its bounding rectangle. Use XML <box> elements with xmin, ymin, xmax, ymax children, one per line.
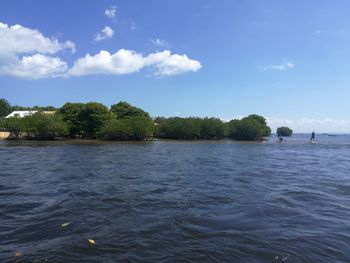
<box><xmin>277</xmin><ymin>126</ymin><xmax>293</xmax><ymax>137</ymax></box>
<box><xmin>0</xmin><ymin>98</ymin><xmax>272</xmax><ymax>141</ymax></box>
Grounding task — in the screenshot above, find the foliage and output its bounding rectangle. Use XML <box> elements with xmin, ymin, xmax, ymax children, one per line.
<box><xmin>200</xmin><ymin>117</ymin><xmax>225</xmax><ymax>139</ymax></box>
<box><xmin>0</xmin><ymin>116</ymin><xmax>25</xmax><ymax>139</ymax></box>
<box><xmin>10</xmin><ymin>105</ymin><xmax>30</xmax><ymax>111</ymax></box>
<box><xmin>24</xmin><ymin>112</ymin><xmax>69</xmax><ymax>139</ymax></box>
<box><xmin>1</xmin><ymin>98</ymin><xmax>273</xmax><ymax>142</ymax></box>
<box><xmin>78</xmin><ymin>102</ymin><xmax>113</xmax><ymax>138</ymax></box>
<box><xmin>58</xmin><ymin>103</ymin><xmax>85</xmax><ymax>136</ymax></box>
<box><xmin>156</xmin><ymin>117</ymin><xmax>225</xmax><ymax>140</ymax></box>
<box><xmin>277</xmin><ymin>126</ymin><xmax>293</xmax><ymax>137</ymax></box>
<box><xmin>156</xmin><ymin>117</ymin><xmax>200</xmax><ymax>139</ymax></box>
<box><xmin>31</xmin><ymin>105</ymin><xmax>57</xmax><ymax>111</ymax></box>
<box><xmin>226</xmin><ymin>115</ymin><xmax>272</xmax><ymax>141</ymax></box>
<box><xmin>247</xmin><ymin>114</ymin><xmax>271</xmax><ymax>136</ymax></box>
<box><xmin>98</xmin><ymin>116</ymin><xmax>155</xmax><ymax>140</ymax></box>
<box><xmin>58</xmin><ymin>102</ymin><xmax>113</xmax><ymax>138</ymax></box>
<box><xmin>111</xmin><ymin>101</ymin><xmax>150</xmax><ymax>119</ymax></box>
<box><xmin>0</xmin><ymin>98</ymin><xmax>12</xmax><ymax>117</ymax></box>
<box><xmin>225</xmin><ymin>119</ymin><xmax>240</xmax><ymax>138</ymax></box>
<box><xmin>2</xmin><ymin>112</ymin><xmax>68</xmax><ymax>140</ymax></box>
<box><xmin>10</xmin><ymin>105</ymin><xmax>56</xmax><ymax>112</ymax></box>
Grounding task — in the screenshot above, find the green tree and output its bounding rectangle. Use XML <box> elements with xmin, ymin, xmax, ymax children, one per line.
<box><xmin>225</xmin><ymin>119</ymin><xmax>240</xmax><ymax>138</ymax></box>
<box><xmin>125</xmin><ymin>116</ymin><xmax>155</xmax><ymax>140</ymax></box>
<box><xmin>98</xmin><ymin>116</ymin><xmax>154</xmax><ymax>141</ymax></box>
<box><xmin>58</xmin><ymin>103</ymin><xmax>85</xmax><ymax>136</ymax></box>
<box><xmin>156</xmin><ymin>117</ymin><xmax>214</xmax><ymax>140</ymax></box>
<box><xmin>11</xmin><ymin>105</ymin><xmax>31</xmax><ymax>111</ymax></box>
<box><xmin>0</xmin><ymin>98</ymin><xmax>12</xmax><ymax>117</ymax></box>
<box><xmin>200</xmin><ymin>117</ymin><xmax>225</xmax><ymax>139</ymax></box>
<box><xmin>247</xmin><ymin>114</ymin><xmax>271</xmax><ymax>136</ymax></box>
<box><xmin>24</xmin><ymin>112</ymin><xmax>68</xmax><ymax>139</ymax></box>
<box><xmin>2</xmin><ymin>112</ymin><xmax>68</xmax><ymax>140</ymax></box>
<box><xmin>111</xmin><ymin>101</ymin><xmax>150</xmax><ymax>119</ymax></box>
<box><xmin>226</xmin><ymin>117</ymin><xmax>267</xmax><ymax>141</ymax></box>
<box><xmin>32</xmin><ymin>105</ymin><xmax>57</xmax><ymax>111</ymax></box>
<box><xmin>79</xmin><ymin>102</ymin><xmax>112</xmax><ymax>138</ymax></box>
<box><xmin>277</xmin><ymin>126</ymin><xmax>293</xmax><ymax>137</ymax></box>
<box><xmin>1</xmin><ymin>116</ymin><xmax>25</xmax><ymax>139</ymax></box>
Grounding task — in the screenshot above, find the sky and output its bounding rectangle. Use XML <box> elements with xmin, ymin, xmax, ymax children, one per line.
<box><xmin>1</xmin><ymin>0</ymin><xmax>350</xmax><ymax>132</ymax></box>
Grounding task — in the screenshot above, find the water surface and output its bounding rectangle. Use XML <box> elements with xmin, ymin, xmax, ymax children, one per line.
<box><xmin>1</xmin><ymin>135</ymin><xmax>350</xmax><ymax>262</ymax></box>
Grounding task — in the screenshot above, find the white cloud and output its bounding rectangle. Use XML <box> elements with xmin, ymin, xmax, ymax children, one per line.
<box><xmin>0</xmin><ymin>21</ymin><xmax>74</xmax><ymax>79</ymax></box>
<box><xmin>94</xmin><ymin>26</ymin><xmax>114</xmax><ymax>41</ymax></box>
<box><xmin>68</xmin><ymin>49</ymin><xmax>201</xmax><ymax>77</ymax></box>
<box><xmin>0</xmin><ymin>21</ymin><xmax>201</xmax><ymax>79</ymax></box>
<box><xmin>69</xmin><ymin>49</ymin><xmax>145</xmax><ymax>76</ymax></box>
<box><xmin>314</xmin><ymin>30</ymin><xmax>321</xmax><ymax>35</ymax></box>
<box><xmin>150</xmin><ymin>38</ymin><xmax>170</xmax><ymax>48</ymax></box>
<box><xmin>266</xmin><ymin>117</ymin><xmax>350</xmax><ymax>133</ymax></box>
<box><xmin>0</xmin><ymin>22</ymin><xmax>75</xmax><ymax>55</ymax></box>
<box><xmin>145</xmin><ymin>50</ymin><xmax>202</xmax><ymax>76</ymax></box>
<box><xmin>105</xmin><ymin>6</ymin><xmax>117</xmax><ymax>18</ymax></box>
<box><xmin>261</xmin><ymin>61</ymin><xmax>295</xmax><ymax>71</ymax></box>
<box><xmin>0</xmin><ymin>54</ymin><xmax>67</xmax><ymax>79</ymax></box>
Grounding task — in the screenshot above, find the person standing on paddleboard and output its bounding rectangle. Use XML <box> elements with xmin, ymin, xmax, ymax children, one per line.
<box><xmin>310</xmin><ymin>131</ymin><xmax>315</xmax><ymax>141</ymax></box>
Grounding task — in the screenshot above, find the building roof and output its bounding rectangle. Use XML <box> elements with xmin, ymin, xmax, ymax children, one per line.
<box><xmin>5</xmin><ymin>111</ymin><xmax>55</xmax><ymax>118</ymax></box>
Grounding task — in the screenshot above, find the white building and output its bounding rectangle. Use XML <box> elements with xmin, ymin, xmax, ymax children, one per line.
<box><xmin>5</xmin><ymin>111</ymin><xmax>55</xmax><ymax>118</ymax></box>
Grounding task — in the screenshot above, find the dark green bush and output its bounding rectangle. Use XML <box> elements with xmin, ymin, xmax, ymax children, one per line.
<box><xmin>277</xmin><ymin>126</ymin><xmax>293</xmax><ymax>137</ymax></box>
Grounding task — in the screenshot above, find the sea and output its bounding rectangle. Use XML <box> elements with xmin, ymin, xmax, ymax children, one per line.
<box><xmin>1</xmin><ymin>134</ymin><xmax>350</xmax><ymax>262</ymax></box>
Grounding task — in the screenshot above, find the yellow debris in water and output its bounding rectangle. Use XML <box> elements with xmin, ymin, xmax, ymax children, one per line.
<box><xmin>60</xmin><ymin>222</ymin><xmax>70</xmax><ymax>228</ymax></box>
<box><xmin>88</xmin><ymin>239</ymin><xmax>96</xmax><ymax>245</ymax></box>
<box><xmin>14</xmin><ymin>251</ymin><xmax>22</xmax><ymax>257</ymax></box>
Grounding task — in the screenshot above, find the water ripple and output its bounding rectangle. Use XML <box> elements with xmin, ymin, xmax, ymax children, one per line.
<box><xmin>1</xmin><ymin>136</ymin><xmax>350</xmax><ymax>262</ymax></box>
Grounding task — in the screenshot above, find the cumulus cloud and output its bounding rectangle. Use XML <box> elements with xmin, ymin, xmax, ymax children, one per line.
<box><xmin>0</xmin><ymin>22</ymin><xmax>75</xmax><ymax>55</ymax></box>
<box><xmin>0</xmin><ymin>54</ymin><xmax>68</xmax><ymax>79</ymax></box>
<box><xmin>145</xmin><ymin>50</ymin><xmax>202</xmax><ymax>76</ymax></box>
<box><xmin>69</xmin><ymin>49</ymin><xmax>145</xmax><ymax>76</ymax></box>
<box><xmin>261</xmin><ymin>61</ymin><xmax>295</xmax><ymax>71</ymax></box>
<box><xmin>0</xmin><ymin>21</ymin><xmax>75</xmax><ymax>79</ymax></box>
<box><xmin>94</xmin><ymin>26</ymin><xmax>114</xmax><ymax>41</ymax></box>
<box><xmin>0</xmin><ymin>21</ymin><xmax>202</xmax><ymax>79</ymax></box>
<box><xmin>68</xmin><ymin>49</ymin><xmax>201</xmax><ymax>77</ymax></box>
<box><xmin>105</xmin><ymin>6</ymin><xmax>117</xmax><ymax>18</ymax></box>
<box><xmin>150</xmin><ymin>38</ymin><xmax>170</xmax><ymax>48</ymax></box>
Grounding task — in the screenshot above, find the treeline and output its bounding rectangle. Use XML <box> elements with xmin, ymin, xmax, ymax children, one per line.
<box><xmin>0</xmin><ymin>100</ymin><xmax>154</xmax><ymax>140</ymax></box>
<box><xmin>155</xmin><ymin>114</ymin><xmax>271</xmax><ymax>140</ymax></box>
<box><xmin>0</xmin><ymin>98</ymin><xmax>272</xmax><ymax>141</ymax></box>
<box><xmin>0</xmin><ymin>98</ymin><xmax>57</xmax><ymax>117</ymax></box>
<box><xmin>0</xmin><ymin>112</ymin><xmax>69</xmax><ymax>140</ymax></box>
<box><xmin>155</xmin><ymin>117</ymin><xmax>225</xmax><ymax>140</ymax></box>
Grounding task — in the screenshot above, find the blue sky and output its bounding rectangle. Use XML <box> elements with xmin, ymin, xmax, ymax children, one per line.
<box><xmin>1</xmin><ymin>0</ymin><xmax>350</xmax><ymax>132</ymax></box>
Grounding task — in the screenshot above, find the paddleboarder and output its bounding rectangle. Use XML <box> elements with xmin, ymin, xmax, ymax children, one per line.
<box><xmin>310</xmin><ymin>131</ymin><xmax>315</xmax><ymax>141</ymax></box>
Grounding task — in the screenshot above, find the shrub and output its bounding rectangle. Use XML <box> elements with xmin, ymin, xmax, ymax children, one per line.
<box><xmin>277</xmin><ymin>126</ymin><xmax>293</xmax><ymax>137</ymax></box>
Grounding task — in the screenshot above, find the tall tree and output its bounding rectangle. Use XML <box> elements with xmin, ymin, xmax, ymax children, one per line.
<box><xmin>111</xmin><ymin>101</ymin><xmax>150</xmax><ymax>119</ymax></box>
<box><xmin>247</xmin><ymin>114</ymin><xmax>271</xmax><ymax>136</ymax></box>
<box><xmin>78</xmin><ymin>102</ymin><xmax>112</xmax><ymax>138</ymax></box>
<box><xmin>58</xmin><ymin>103</ymin><xmax>85</xmax><ymax>136</ymax></box>
<box><xmin>0</xmin><ymin>98</ymin><xmax>12</xmax><ymax>117</ymax></box>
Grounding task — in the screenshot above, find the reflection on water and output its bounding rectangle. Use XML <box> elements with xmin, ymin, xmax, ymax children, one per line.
<box><xmin>1</xmin><ymin>135</ymin><xmax>350</xmax><ymax>262</ymax></box>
